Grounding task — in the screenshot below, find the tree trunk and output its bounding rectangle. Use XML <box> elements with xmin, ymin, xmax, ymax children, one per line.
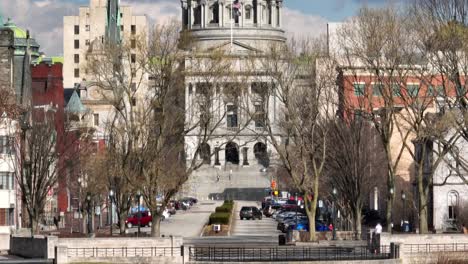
<box><xmin>30</xmin><ymin>216</ymin><xmax>38</xmax><ymax>236</ymax></box>
<box><xmin>418</xmin><ymin>177</ymin><xmax>429</xmax><ymax>234</ymax></box>
<box><xmin>119</xmin><ymin>217</ymin><xmax>126</xmax><ymax>234</ymax></box>
<box><xmin>386</xmin><ymin>169</ymin><xmax>394</xmax><ymax>232</ymax></box>
<box><xmin>151</xmin><ymin>214</ymin><xmax>162</xmax><ymax>237</ymax></box>
<box><xmin>305</xmin><ymin>191</ymin><xmax>318</xmax><ymax>242</ymax></box>
<box><xmin>354</xmin><ymin>209</ymin><xmax>362</xmax><ymax>240</ymax></box>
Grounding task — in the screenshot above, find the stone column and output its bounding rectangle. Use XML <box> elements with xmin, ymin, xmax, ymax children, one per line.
<box><xmin>219</xmin><ymin>2</ymin><xmax>224</xmax><ymax>27</ymax></box>
<box><xmin>271</xmin><ymin>2</ymin><xmax>276</xmax><ymax>27</ymax></box>
<box><xmin>241</xmin><ymin>2</ymin><xmax>245</xmax><ymax>27</ymax></box>
<box><xmin>277</xmin><ymin>1</ymin><xmax>282</xmax><ymax>28</ymax></box>
<box><xmin>190</xmin><ymin>1</ymin><xmax>195</xmax><ymax>29</ymax></box>
<box><xmin>201</xmin><ymin>3</ymin><xmax>205</xmax><ymax>28</ymax></box>
<box><xmin>243</xmin><ymin>147</ymin><xmax>249</xmax><ymax>166</ymax></box>
<box><xmin>258</xmin><ymin>3</ymin><xmax>262</xmax><ymax>27</ymax></box>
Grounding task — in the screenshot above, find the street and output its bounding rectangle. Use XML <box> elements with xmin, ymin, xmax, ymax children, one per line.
<box><xmin>127</xmin><ymin>201</ymin><xmax>221</xmax><ymax>237</ymax></box>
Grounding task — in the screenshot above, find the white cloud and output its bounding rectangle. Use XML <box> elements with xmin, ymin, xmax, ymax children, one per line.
<box><xmin>0</xmin><ymin>0</ymin><xmax>328</xmax><ymax>55</ymax></box>
<box><xmin>282</xmin><ymin>7</ymin><xmax>328</xmax><ymax>41</ymax></box>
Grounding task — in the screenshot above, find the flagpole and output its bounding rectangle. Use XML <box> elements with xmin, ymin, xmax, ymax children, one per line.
<box><xmin>230</xmin><ymin>2</ymin><xmax>233</xmax><ymax>53</ymax></box>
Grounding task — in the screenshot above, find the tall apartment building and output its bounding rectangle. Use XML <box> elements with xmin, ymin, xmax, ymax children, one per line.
<box><xmin>63</xmin><ymin>0</ymin><xmax>147</xmax><ymax>139</ymax></box>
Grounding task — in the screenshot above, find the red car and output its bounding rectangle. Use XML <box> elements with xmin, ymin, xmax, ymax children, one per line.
<box><xmin>125</xmin><ymin>211</ymin><xmax>152</xmax><ymax>228</ymax></box>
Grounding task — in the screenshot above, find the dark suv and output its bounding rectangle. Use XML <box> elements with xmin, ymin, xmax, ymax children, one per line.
<box><xmin>240</xmin><ymin>206</ymin><xmax>262</xmax><ymax>220</ymax></box>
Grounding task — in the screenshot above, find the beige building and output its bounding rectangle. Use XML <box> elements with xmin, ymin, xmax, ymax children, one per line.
<box><xmin>63</xmin><ymin>0</ymin><xmax>147</xmax><ymax>139</ymax></box>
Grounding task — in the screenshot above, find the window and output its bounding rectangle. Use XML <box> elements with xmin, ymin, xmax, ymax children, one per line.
<box><xmin>85</xmin><ymin>25</ymin><xmax>90</xmax><ymax>31</ymax></box>
<box><xmin>120</xmin><ymin>25</ymin><xmax>124</xmax><ymax>31</ymax></box>
<box><xmin>392</xmin><ymin>84</ymin><xmax>401</xmax><ymax>97</ymax></box>
<box><xmin>120</xmin><ymin>12</ymin><xmax>123</xmax><ymax>18</ymax></box>
<box><xmin>407</xmin><ymin>84</ymin><xmax>420</xmax><ymax>97</ymax></box>
<box><xmin>0</xmin><ymin>172</ymin><xmax>14</xmax><ymax>190</ymax></box>
<box><xmin>74</xmin><ymin>68</ymin><xmax>80</xmax><ymax>78</ymax></box>
<box><xmin>93</xmin><ymin>114</ymin><xmax>99</xmax><ymax>126</ymax></box>
<box><xmin>448</xmin><ymin>191</ymin><xmax>458</xmax><ymax>220</ymax></box>
<box><xmin>131</xmin><ymin>39</ymin><xmax>136</xmax><ymax>49</ymax></box>
<box><xmin>353</xmin><ymin>83</ymin><xmax>365</xmax><ymax>96</ymax></box>
<box><xmin>130</xmin><ymin>83</ymin><xmax>136</xmax><ymax>91</ymax></box>
<box><xmin>437</xmin><ymin>85</ymin><xmax>445</xmax><ymax>96</ymax></box>
<box><xmin>254</xmin><ymin>104</ymin><xmax>265</xmax><ymax>128</ymax></box>
<box><xmin>226</xmin><ymin>104</ymin><xmax>238</xmax><ymax>128</ymax></box>
<box><xmin>372</xmin><ymin>83</ymin><xmax>383</xmax><ymax>97</ymax></box>
<box><xmin>74</xmin><ymin>39</ymin><xmax>79</xmax><ymax>49</ymax></box>
<box><xmin>0</xmin><ymin>137</ymin><xmax>14</xmax><ymax>154</ymax></box>
<box><xmin>131</xmin><ymin>97</ymin><xmax>136</xmax><ymax>106</ymax></box>
<box><xmin>131</xmin><ymin>54</ymin><xmax>136</xmax><ymax>63</ymax></box>
<box><xmin>246</xmin><ymin>6</ymin><xmax>252</xmax><ymax>20</ymax></box>
<box><xmin>85</xmin><ymin>39</ymin><xmax>90</xmax><ymax>46</ymax></box>
<box><xmin>74</xmin><ymin>25</ymin><xmax>79</xmax><ymax>35</ymax></box>
<box><xmin>74</xmin><ymin>54</ymin><xmax>79</xmax><ymax>64</ymax></box>
<box><xmin>131</xmin><ymin>25</ymin><xmax>136</xmax><ymax>35</ymax></box>
<box><xmin>188</xmin><ymin>84</ymin><xmax>193</xmax><ymax>95</ymax></box>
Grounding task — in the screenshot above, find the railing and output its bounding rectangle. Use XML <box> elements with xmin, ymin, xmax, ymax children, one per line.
<box><xmin>67</xmin><ymin>247</ymin><xmax>181</xmax><ymax>258</ymax></box>
<box><xmin>405</xmin><ymin>243</ymin><xmax>468</xmax><ymax>254</ymax></box>
<box><xmin>189</xmin><ymin>246</ymin><xmax>391</xmax><ymax>262</ymax></box>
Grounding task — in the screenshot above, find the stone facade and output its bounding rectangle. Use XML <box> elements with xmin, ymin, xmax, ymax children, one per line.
<box><xmin>432</xmin><ymin>134</ymin><xmax>468</xmax><ymax>231</ymax></box>
<box><xmin>181</xmin><ymin>0</ymin><xmax>286</xmax><ymax>200</ymax></box>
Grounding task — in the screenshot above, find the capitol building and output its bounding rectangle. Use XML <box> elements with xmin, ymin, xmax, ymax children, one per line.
<box><xmin>180</xmin><ymin>0</ymin><xmax>287</xmax><ymax>200</ymax></box>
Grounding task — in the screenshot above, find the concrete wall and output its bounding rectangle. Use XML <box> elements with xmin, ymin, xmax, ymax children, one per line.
<box><xmin>189</xmin><ymin>260</ymin><xmax>401</xmax><ymax>264</ymax></box>
<box><xmin>57</xmin><ymin>236</ymin><xmax>183</xmax><ymax>249</ymax></box>
<box><xmin>9</xmin><ymin>235</ymin><xmax>58</xmax><ymax>259</ymax></box>
<box><xmin>381</xmin><ymin>233</ymin><xmax>468</xmax><ymax>250</ymax></box>
<box><xmin>9</xmin><ymin>235</ymin><xmax>183</xmax><ymax>262</ymax></box>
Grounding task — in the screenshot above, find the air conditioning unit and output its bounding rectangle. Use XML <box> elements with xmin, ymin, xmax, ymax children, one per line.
<box><xmin>10</xmin><ymin>203</ymin><xmax>15</xmax><ymax>208</ymax></box>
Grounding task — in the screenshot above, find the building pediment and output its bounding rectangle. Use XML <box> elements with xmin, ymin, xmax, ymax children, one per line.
<box><xmin>207</xmin><ymin>40</ymin><xmax>261</xmax><ymax>54</ymax></box>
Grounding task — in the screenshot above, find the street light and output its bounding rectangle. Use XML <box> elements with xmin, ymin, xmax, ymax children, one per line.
<box><xmin>332</xmin><ymin>187</ymin><xmax>337</xmax><ymax>241</ymax></box>
<box><xmin>401</xmin><ymin>191</ymin><xmax>406</xmax><ymax>232</ymax></box>
<box><xmin>86</xmin><ymin>193</ymin><xmax>93</xmax><ymax>237</ymax></box>
<box><xmin>77</xmin><ymin>177</ymin><xmax>82</xmax><ymax>234</ymax></box>
<box><xmin>109</xmin><ymin>189</ymin><xmax>114</xmax><ymax>236</ymax></box>
<box><xmin>136</xmin><ymin>190</ymin><xmax>142</xmax><ymax>237</ymax></box>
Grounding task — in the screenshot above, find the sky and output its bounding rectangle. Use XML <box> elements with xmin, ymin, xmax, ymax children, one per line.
<box><xmin>0</xmin><ymin>0</ymin><xmax>389</xmax><ymax>56</ymax></box>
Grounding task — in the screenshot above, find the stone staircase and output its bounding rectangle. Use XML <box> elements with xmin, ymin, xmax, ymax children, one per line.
<box><xmin>182</xmin><ymin>164</ymin><xmax>271</xmax><ymax>201</ymax></box>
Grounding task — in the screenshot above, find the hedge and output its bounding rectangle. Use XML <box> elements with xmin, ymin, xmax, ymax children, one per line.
<box><xmin>209</xmin><ymin>212</ymin><xmax>231</xmax><ymax>225</ymax></box>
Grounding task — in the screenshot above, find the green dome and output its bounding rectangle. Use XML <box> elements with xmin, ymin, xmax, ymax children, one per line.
<box><xmin>2</xmin><ymin>19</ymin><xmax>27</xmax><ymax>39</ymax></box>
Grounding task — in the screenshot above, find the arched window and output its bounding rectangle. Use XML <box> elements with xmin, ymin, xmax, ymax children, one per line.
<box><xmin>448</xmin><ymin>191</ymin><xmax>459</xmax><ymax>220</ymax></box>
<box><xmin>209</xmin><ymin>3</ymin><xmax>219</xmax><ymax>24</ymax></box>
<box><xmin>245</xmin><ymin>5</ymin><xmax>252</xmax><ymax>20</ymax></box>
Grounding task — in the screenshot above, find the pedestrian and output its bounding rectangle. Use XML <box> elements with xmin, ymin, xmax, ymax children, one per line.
<box><xmin>53</xmin><ymin>216</ymin><xmax>59</xmax><ymax>229</ymax></box>
<box><xmin>328</xmin><ymin>223</ymin><xmax>333</xmax><ymax>231</ymax></box>
<box><xmin>375</xmin><ymin>222</ymin><xmax>382</xmax><ymax>234</ymax></box>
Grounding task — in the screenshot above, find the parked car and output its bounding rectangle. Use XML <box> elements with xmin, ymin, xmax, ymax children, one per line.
<box><xmin>240</xmin><ymin>206</ymin><xmax>263</xmax><ymax>220</ymax></box>
<box><xmin>126</xmin><ymin>211</ymin><xmax>152</xmax><ymax>228</ymax></box>
<box><xmin>182</xmin><ymin>197</ymin><xmax>198</xmax><ymax>204</ymax></box>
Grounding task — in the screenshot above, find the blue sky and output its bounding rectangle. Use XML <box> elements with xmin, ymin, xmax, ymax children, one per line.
<box><xmin>1</xmin><ymin>0</ymin><xmax>389</xmax><ymax>55</ymax></box>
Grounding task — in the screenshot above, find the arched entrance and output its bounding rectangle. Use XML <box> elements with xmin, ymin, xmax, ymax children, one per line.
<box><xmin>199</xmin><ymin>143</ymin><xmax>211</xmax><ymax>165</ymax></box>
<box><xmin>254</xmin><ymin>142</ymin><xmax>269</xmax><ymax>167</ymax></box>
<box><xmin>225</xmin><ymin>142</ymin><xmax>239</xmax><ymax>165</ymax></box>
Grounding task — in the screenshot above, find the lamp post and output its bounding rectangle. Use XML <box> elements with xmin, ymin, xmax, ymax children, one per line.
<box><xmin>136</xmin><ymin>190</ymin><xmax>141</xmax><ymax>237</ymax></box>
<box><xmin>77</xmin><ymin>177</ymin><xmax>82</xmax><ymax>234</ymax></box>
<box><xmin>332</xmin><ymin>187</ymin><xmax>337</xmax><ymax>241</ymax></box>
<box><xmin>86</xmin><ymin>193</ymin><xmax>92</xmax><ymax>237</ymax></box>
<box><xmin>401</xmin><ymin>191</ymin><xmax>406</xmax><ymax>232</ymax></box>
<box><xmin>109</xmin><ymin>190</ymin><xmax>114</xmax><ymax>236</ymax></box>
<box><xmin>295</xmin><ymin>193</ymin><xmax>298</xmax><ymax>228</ymax></box>
<box><xmin>390</xmin><ymin>187</ymin><xmax>394</xmax><ymax>233</ymax></box>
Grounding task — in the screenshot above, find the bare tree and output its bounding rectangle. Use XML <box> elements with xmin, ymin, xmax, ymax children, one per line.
<box><xmin>249</xmin><ymin>38</ymin><xmax>337</xmax><ymax>241</ymax></box>
<box><xmin>325</xmin><ymin>118</ymin><xmax>386</xmax><ymax>238</ymax></box>
<box><xmin>337</xmin><ymin>6</ymin><xmax>419</xmax><ymax>232</ymax></box>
